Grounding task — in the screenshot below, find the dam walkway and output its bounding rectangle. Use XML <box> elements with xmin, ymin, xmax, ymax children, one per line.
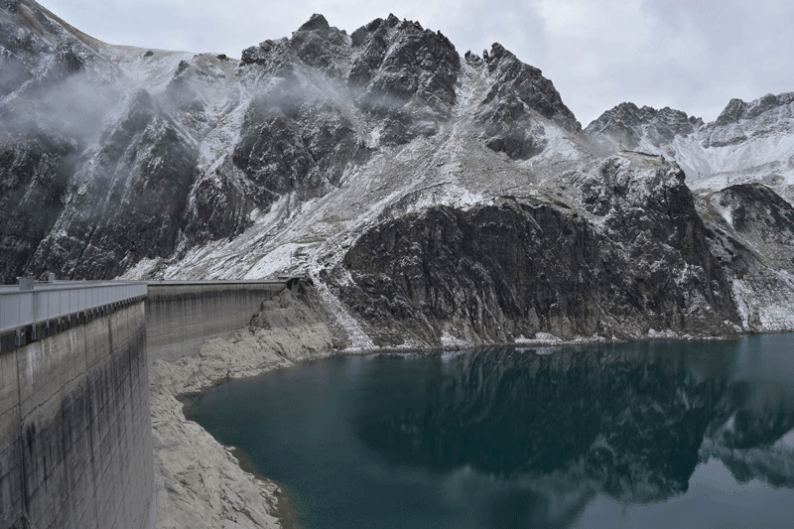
<box><xmin>0</xmin><ymin>277</ymin><xmax>301</xmax><ymax>355</ymax></box>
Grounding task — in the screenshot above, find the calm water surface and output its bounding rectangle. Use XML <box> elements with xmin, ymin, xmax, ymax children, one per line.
<box><xmin>185</xmin><ymin>335</ymin><xmax>794</xmax><ymax>528</ymax></box>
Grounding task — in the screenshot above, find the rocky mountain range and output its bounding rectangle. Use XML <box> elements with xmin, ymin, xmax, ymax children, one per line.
<box><xmin>585</xmin><ymin>95</ymin><xmax>794</xmax><ymax>203</ymax></box>
<box><xmin>2</xmin><ymin>0</ymin><xmax>793</xmax><ymax>346</ymax></box>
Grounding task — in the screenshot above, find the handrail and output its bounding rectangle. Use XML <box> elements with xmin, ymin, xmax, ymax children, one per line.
<box><xmin>0</xmin><ymin>282</ymin><xmax>147</xmax><ymax>334</ymax></box>
<box><xmin>145</xmin><ymin>278</ymin><xmax>301</xmax><ymax>286</ymax></box>
<box><xmin>0</xmin><ymin>278</ymin><xmax>300</xmax><ymax>335</ymax></box>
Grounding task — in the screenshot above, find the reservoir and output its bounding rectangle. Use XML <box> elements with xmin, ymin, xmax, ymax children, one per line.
<box><xmin>185</xmin><ymin>335</ymin><xmax>794</xmax><ymax>528</ymax></box>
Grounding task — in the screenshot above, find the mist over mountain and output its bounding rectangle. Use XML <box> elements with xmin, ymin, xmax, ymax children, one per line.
<box><xmin>2</xmin><ymin>0</ymin><xmax>793</xmax><ymax>345</ymax></box>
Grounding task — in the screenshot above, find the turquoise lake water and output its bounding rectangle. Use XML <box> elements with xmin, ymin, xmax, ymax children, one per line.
<box><xmin>185</xmin><ymin>335</ymin><xmax>794</xmax><ymax>528</ymax></box>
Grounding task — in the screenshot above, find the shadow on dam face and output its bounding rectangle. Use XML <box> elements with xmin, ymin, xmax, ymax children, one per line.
<box><xmin>1</xmin><ymin>301</ymin><xmax>156</xmax><ymax>529</ymax></box>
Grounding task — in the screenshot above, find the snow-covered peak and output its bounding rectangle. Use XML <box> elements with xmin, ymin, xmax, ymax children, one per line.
<box><xmin>586</xmin><ymin>93</ymin><xmax>794</xmax><ymax>203</ymax></box>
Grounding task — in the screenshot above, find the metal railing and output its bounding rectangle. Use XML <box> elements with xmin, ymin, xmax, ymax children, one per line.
<box><xmin>0</xmin><ymin>281</ymin><xmax>147</xmax><ymax>334</ymax></box>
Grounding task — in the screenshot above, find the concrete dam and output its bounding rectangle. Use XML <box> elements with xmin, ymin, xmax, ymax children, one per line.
<box><xmin>0</xmin><ymin>278</ymin><xmax>296</xmax><ymax>529</ymax></box>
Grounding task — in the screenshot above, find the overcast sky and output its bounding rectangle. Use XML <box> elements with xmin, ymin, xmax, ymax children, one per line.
<box><xmin>43</xmin><ymin>0</ymin><xmax>794</xmax><ymax>126</ymax></box>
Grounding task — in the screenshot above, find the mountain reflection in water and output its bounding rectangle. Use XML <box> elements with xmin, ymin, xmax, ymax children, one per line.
<box><xmin>355</xmin><ymin>336</ymin><xmax>794</xmax><ymax>525</ymax></box>
<box><xmin>186</xmin><ymin>335</ymin><xmax>794</xmax><ymax>529</ymax></box>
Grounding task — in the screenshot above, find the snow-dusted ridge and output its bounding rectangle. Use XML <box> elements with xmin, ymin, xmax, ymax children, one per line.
<box><xmin>585</xmin><ymin>94</ymin><xmax>794</xmax><ymax>204</ymax></box>
<box><xmin>2</xmin><ymin>0</ymin><xmax>794</xmax><ymax>344</ymax></box>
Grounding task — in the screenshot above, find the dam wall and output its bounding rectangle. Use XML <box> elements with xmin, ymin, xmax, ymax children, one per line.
<box><xmin>0</xmin><ymin>278</ymin><xmax>296</xmax><ymax>529</ymax></box>
<box><xmin>0</xmin><ymin>284</ymin><xmax>154</xmax><ymax>529</ymax></box>
<box><xmin>145</xmin><ymin>281</ymin><xmax>289</xmax><ymax>362</ymax></box>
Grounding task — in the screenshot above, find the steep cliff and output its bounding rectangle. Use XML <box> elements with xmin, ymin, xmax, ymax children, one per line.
<box><xmin>697</xmin><ymin>183</ymin><xmax>794</xmax><ymax>331</ymax></box>
<box><xmin>3</xmin><ymin>2</ymin><xmax>571</xmax><ymax>283</ymax></box>
<box><xmin>334</xmin><ymin>153</ymin><xmax>738</xmax><ymax>347</ymax></box>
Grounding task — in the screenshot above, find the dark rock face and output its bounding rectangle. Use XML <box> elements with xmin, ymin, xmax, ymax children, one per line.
<box><xmin>698</xmin><ymin>183</ymin><xmax>794</xmax><ymax>331</ymax></box>
<box><xmin>482</xmin><ymin>43</ymin><xmax>580</xmax><ymax>131</ymax></box>
<box><xmin>0</xmin><ymin>2</ymin><xmax>600</xmax><ymax>283</ymax></box>
<box><xmin>715</xmin><ymin>93</ymin><xmax>794</xmax><ymax>126</ymax></box>
<box><xmin>227</xmin><ymin>12</ymin><xmax>464</xmax><ymax>234</ymax></box>
<box><xmin>290</xmin><ymin>14</ymin><xmax>349</xmax><ymax>74</ymax></box>
<box><xmin>227</xmin><ymin>13</ymin><xmax>463</xmax><ymax>223</ymax></box>
<box><xmin>584</xmin><ymin>93</ymin><xmax>794</xmax><ymax>204</ymax></box>
<box><xmin>335</xmin><ymin>155</ymin><xmax>738</xmax><ymax>346</ymax></box>
<box><xmin>471</xmin><ymin>43</ymin><xmax>580</xmax><ymax>159</ymax></box>
<box><xmin>240</xmin><ymin>37</ymin><xmax>300</xmax><ymax>77</ymax></box>
<box><xmin>27</xmin><ymin>90</ymin><xmax>197</xmax><ymax>279</ymax></box>
<box><xmin>703</xmin><ymin>183</ymin><xmax>794</xmax><ymax>278</ymax></box>
<box><xmin>345</xmin><ymin>14</ymin><xmax>461</xmax><ymax>147</ymax></box>
<box><xmin>240</xmin><ymin>10</ymin><xmax>461</xmax><ymax>135</ymax></box>
<box><xmin>711</xmin><ymin>184</ymin><xmax>794</xmax><ymax>247</ymax></box>
<box><xmin>1</xmin><ymin>5</ymin><xmax>396</xmax><ymax>281</ymax></box>
<box><xmin>589</xmin><ymin>93</ymin><xmax>794</xmax><ymax>148</ymax></box>
<box><xmin>182</xmin><ymin>160</ymin><xmax>253</xmax><ymax>243</ymax></box>
<box><xmin>230</xmin><ymin>82</ymin><xmax>370</xmax><ymax>212</ymax></box>
<box><xmin>0</xmin><ymin>0</ymin><xmax>128</xmax><ymax>280</ymax></box>
<box><xmin>0</xmin><ymin>131</ymin><xmax>75</xmax><ymax>281</ymax></box>
<box><xmin>349</xmin><ymin>15</ymin><xmax>459</xmax><ymax>115</ymax></box>
<box><xmin>0</xmin><ymin>0</ymin><xmax>791</xmax><ymax>345</ymax></box>
<box><xmin>232</xmin><ymin>90</ymin><xmax>327</xmax><ymax>203</ymax></box>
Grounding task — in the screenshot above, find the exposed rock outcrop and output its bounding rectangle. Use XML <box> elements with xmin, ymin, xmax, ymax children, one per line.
<box><xmin>697</xmin><ymin>183</ymin><xmax>794</xmax><ymax>331</ymax></box>
<box><xmin>1</xmin><ymin>0</ymin><xmax>792</xmax><ymax>341</ymax></box>
<box><xmin>334</xmin><ymin>154</ymin><xmax>739</xmax><ymax>347</ymax></box>
<box><xmin>472</xmin><ymin>43</ymin><xmax>580</xmax><ymax>159</ymax></box>
<box><xmin>1</xmin><ymin>3</ymin><xmax>597</xmax><ymax>284</ymax></box>
<box><xmin>27</xmin><ymin>89</ymin><xmax>197</xmax><ymax>279</ymax></box>
<box><xmin>0</xmin><ymin>130</ymin><xmax>75</xmax><ymax>281</ymax></box>
<box><xmin>584</xmin><ymin>102</ymin><xmax>703</xmax><ymax>154</ymax></box>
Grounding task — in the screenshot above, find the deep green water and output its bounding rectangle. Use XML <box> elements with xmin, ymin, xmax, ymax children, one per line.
<box><xmin>185</xmin><ymin>335</ymin><xmax>794</xmax><ymax>528</ymax></box>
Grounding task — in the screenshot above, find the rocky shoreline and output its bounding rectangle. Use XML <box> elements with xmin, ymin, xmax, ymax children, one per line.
<box><xmin>149</xmin><ymin>285</ymin><xmax>342</xmax><ymax>529</ymax></box>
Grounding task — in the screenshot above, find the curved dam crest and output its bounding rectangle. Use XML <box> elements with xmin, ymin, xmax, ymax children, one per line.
<box><xmin>0</xmin><ymin>279</ymin><xmax>297</xmax><ymax>529</ymax></box>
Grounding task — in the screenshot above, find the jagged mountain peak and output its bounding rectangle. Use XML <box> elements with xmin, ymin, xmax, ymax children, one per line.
<box><xmin>478</xmin><ymin>41</ymin><xmax>581</xmax><ymax>135</ymax></box>
<box><xmin>1</xmin><ymin>0</ymin><xmax>103</xmax><ymax>52</ymax></box>
<box><xmin>587</xmin><ymin>102</ymin><xmax>703</xmax><ymax>127</ymax></box>
<box><xmin>588</xmin><ymin>92</ymin><xmax>794</xmax><ymax>148</ymax></box>
<box><xmin>298</xmin><ymin>13</ymin><xmax>332</xmax><ymax>32</ymax></box>
<box><xmin>584</xmin><ymin>102</ymin><xmax>703</xmax><ymax>154</ymax></box>
<box><xmin>239</xmin><ymin>12</ymin><xmax>460</xmax><ymax>118</ymax></box>
<box><xmin>585</xmin><ymin>90</ymin><xmax>794</xmax><ymax>204</ymax></box>
<box><xmin>714</xmin><ymin>92</ymin><xmax>794</xmax><ymax>126</ymax></box>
